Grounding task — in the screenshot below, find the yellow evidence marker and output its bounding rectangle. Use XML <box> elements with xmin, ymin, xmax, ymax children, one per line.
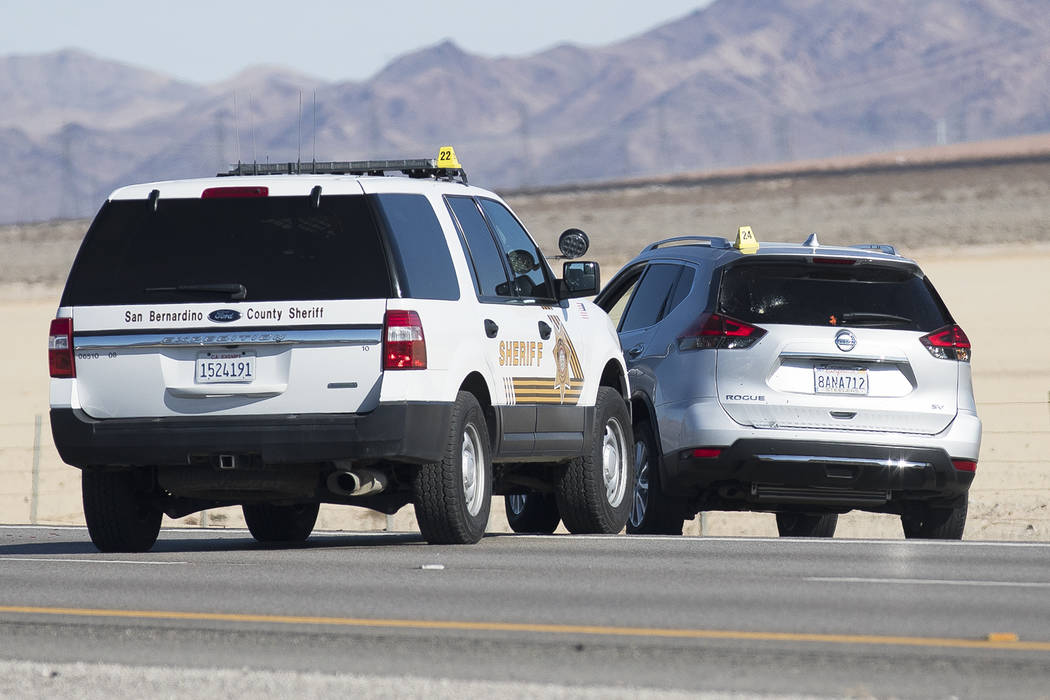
<box><xmin>437</xmin><ymin>146</ymin><xmax>462</xmax><ymax>169</ymax></box>
<box><xmin>734</xmin><ymin>225</ymin><xmax>759</xmax><ymax>254</ymax></box>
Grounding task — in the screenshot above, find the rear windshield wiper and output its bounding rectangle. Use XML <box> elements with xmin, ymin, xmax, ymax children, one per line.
<box><xmin>145</xmin><ymin>283</ymin><xmax>247</xmax><ymax>300</ymax></box>
<box><xmin>838</xmin><ymin>312</ymin><xmax>912</xmax><ymax>327</ymax></box>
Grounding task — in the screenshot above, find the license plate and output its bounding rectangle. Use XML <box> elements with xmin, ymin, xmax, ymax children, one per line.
<box><xmin>814</xmin><ymin>366</ymin><xmax>868</xmax><ymax>395</ymax></box>
<box><xmin>195</xmin><ymin>351</ymin><xmax>255</xmax><ymax>384</ymax></box>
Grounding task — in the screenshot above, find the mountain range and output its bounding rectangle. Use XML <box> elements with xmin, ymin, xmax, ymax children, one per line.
<box><xmin>2</xmin><ymin>0</ymin><xmax>1049</xmax><ymax>224</ymax></box>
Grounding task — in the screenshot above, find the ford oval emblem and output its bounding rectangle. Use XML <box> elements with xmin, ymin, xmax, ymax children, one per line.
<box><xmin>208</xmin><ymin>309</ymin><xmax>241</xmax><ymax>323</ymax></box>
<box><xmin>835</xmin><ymin>329</ymin><xmax>857</xmax><ymax>352</ymax></box>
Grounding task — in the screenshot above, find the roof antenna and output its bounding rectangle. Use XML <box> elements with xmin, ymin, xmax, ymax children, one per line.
<box><xmin>312</xmin><ymin>90</ymin><xmax>317</xmax><ymax>172</ymax></box>
<box><xmin>249</xmin><ymin>92</ymin><xmax>257</xmax><ymax>174</ymax></box>
<box><xmin>233</xmin><ymin>93</ymin><xmax>242</xmax><ymax>167</ymax></box>
<box><xmin>804</xmin><ymin>233</ymin><xmax>820</xmax><ymax>247</ymax></box>
<box><xmin>297</xmin><ymin>89</ymin><xmax>303</xmax><ymax>174</ymax></box>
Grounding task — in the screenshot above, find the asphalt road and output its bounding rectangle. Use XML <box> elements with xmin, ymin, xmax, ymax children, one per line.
<box><xmin>1</xmin><ymin>525</ymin><xmax>1049</xmax><ymax>699</ymax></box>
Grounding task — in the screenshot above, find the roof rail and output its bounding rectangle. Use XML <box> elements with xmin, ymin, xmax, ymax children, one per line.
<box><xmin>850</xmin><ymin>243</ymin><xmax>897</xmax><ymax>256</ymax></box>
<box><xmin>219</xmin><ymin>158</ymin><xmax>468</xmax><ymax>185</ymax></box>
<box><xmin>638</xmin><ymin>235</ymin><xmax>730</xmax><ymax>255</ymax></box>
<box><xmin>643</xmin><ymin>235</ymin><xmax>732</xmax><ymax>253</ymax></box>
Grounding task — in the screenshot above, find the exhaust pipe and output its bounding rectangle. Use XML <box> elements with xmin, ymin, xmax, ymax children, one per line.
<box><xmin>327</xmin><ymin>468</ymin><xmax>387</xmax><ymax>497</ymax></box>
<box><xmin>718</xmin><ymin>484</ymin><xmax>745</xmax><ymax>500</ymax></box>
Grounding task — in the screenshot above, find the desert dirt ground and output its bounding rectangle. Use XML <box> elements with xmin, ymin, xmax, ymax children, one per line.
<box><xmin>2</xmin><ymin>153</ymin><xmax>1048</xmax><ymax>540</ymax></box>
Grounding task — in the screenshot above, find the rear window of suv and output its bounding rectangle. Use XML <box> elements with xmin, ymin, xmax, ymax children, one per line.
<box><xmin>61</xmin><ymin>195</ymin><xmax>393</xmax><ymax>306</ymax></box>
<box><xmin>718</xmin><ymin>259</ymin><xmax>951</xmax><ymax>331</ymax></box>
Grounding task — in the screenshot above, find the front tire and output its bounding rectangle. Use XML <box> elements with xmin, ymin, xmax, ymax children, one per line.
<box><xmin>242</xmin><ymin>503</ymin><xmax>319</xmax><ymax>543</ymax></box>
<box><xmin>505</xmin><ymin>493</ymin><xmax>560</xmax><ymax>534</ymax></box>
<box><xmin>82</xmin><ymin>469</ymin><xmax>162</xmax><ymax>553</ymax></box>
<box><xmin>902</xmin><ymin>497</ymin><xmax>967</xmax><ymax>540</ymax></box>
<box><xmin>414</xmin><ymin>391</ymin><xmax>492</xmax><ymax>544</ymax></box>
<box><xmin>627</xmin><ymin>422</ymin><xmax>684</xmax><ymax>535</ymax></box>
<box><xmin>776</xmin><ymin>512</ymin><xmax>838</xmax><ymax>538</ymax></box>
<box><xmin>555</xmin><ymin>387</ymin><xmax>633</xmax><ymax>534</ymax></box>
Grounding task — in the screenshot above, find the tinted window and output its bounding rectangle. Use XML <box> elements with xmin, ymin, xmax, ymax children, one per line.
<box><xmin>478</xmin><ymin>199</ymin><xmax>553</xmax><ymax>299</ymax></box>
<box><xmin>597</xmin><ymin>266</ymin><xmax>645</xmax><ymax>328</ymax></box>
<box><xmin>665</xmin><ymin>265</ymin><xmax>695</xmax><ymax>316</ymax></box>
<box><xmin>620</xmin><ymin>264</ymin><xmax>683</xmax><ymax>332</ymax></box>
<box><xmin>61</xmin><ymin>195</ymin><xmax>392</xmax><ymax>306</ymax></box>
<box><xmin>719</xmin><ymin>260</ymin><xmax>950</xmax><ymax>331</ymax></box>
<box><xmin>373</xmin><ymin>193</ymin><xmax>458</xmax><ymax>301</ymax></box>
<box><xmin>446</xmin><ymin>196</ymin><xmax>510</xmax><ymax>298</ymax></box>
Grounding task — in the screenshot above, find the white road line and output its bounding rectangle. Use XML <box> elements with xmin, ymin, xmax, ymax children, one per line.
<box><xmin>3</xmin><ymin>557</ymin><xmax>187</xmax><ymax>565</ymax></box>
<box><xmin>807</xmin><ymin>576</ymin><xmax>1050</xmax><ymax>588</ymax></box>
<box><xmin>0</xmin><ymin>525</ymin><xmax>410</xmax><ymax>536</ymax></box>
<box><xmin>4</xmin><ymin>525</ymin><xmax>1050</xmax><ymax>548</ymax></box>
<box><xmin>534</xmin><ymin>534</ymin><xmax>1050</xmax><ymax>548</ymax></box>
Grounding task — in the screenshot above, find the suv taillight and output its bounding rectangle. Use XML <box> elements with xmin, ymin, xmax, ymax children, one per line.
<box><xmin>920</xmin><ymin>324</ymin><xmax>971</xmax><ymax>362</ymax></box>
<box><xmin>383</xmin><ymin>310</ymin><xmax>426</xmax><ymax>370</ymax></box>
<box><xmin>679</xmin><ymin>313</ymin><xmax>767</xmax><ymax>351</ymax></box>
<box><xmin>49</xmin><ymin>318</ymin><xmax>75</xmax><ymax>378</ymax></box>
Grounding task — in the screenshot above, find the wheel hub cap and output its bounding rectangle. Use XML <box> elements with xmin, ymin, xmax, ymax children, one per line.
<box><xmin>461</xmin><ymin>425</ymin><xmax>484</xmax><ymax>517</ymax></box>
<box><xmin>629</xmin><ymin>440</ymin><xmax>649</xmax><ymax>528</ymax></box>
<box><xmin>601</xmin><ymin>418</ymin><xmax>627</xmax><ymax>508</ymax></box>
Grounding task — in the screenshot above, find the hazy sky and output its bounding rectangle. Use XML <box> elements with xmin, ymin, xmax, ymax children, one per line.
<box><xmin>1</xmin><ymin>1</ymin><xmax>713</xmax><ymax>84</ymax></box>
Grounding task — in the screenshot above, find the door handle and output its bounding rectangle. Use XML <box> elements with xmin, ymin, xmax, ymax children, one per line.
<box><xmin>538</xmin><ymin>321</ymin><xmax>552</xmax><ymax>340</ymax></box>
<box><xmin>627</xmin><ymin>344</ymin><xmax>644</xmax><ymax>358</ymax></box>
<box><xmin>484</xmin><ymin>319</ymin><xmax>499</xmax><ymax>338</ymax></box>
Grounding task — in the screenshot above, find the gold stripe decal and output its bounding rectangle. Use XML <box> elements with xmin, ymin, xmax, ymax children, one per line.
<box><xmin>512</xmin><ymin>378</ymin><xmax>583</xmax><ymax>405</ymax></box>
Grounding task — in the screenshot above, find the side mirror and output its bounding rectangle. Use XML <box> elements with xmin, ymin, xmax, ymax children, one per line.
<box><xmin>558</xmin><ymin>228</ymin><xmax>590</xmax><ymax>259</ymax></box>
<box><xmin>558</xmin><ymin>260</ymin><xmax>600</xmax><ymax>299</ymax></box>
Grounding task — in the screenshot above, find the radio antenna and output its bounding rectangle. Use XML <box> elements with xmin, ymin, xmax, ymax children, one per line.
<box><xmin>297</xmin><ymin>89</ymin><xmax>303</xmax><ymax>171</ymax></box>
<box><xmin>249</xmin><ymin>92</ymin><xmax>257</xmax><ymax>168</ymax></box>
<box><xmin>312</xmin><ymin>90</ymin><xmax>317</xmax><ymax>168</ymax></box>
<box><xmin>234</xmin><ymin>93</ymin><xmax>242</xmax><ymax>166</ymax></box>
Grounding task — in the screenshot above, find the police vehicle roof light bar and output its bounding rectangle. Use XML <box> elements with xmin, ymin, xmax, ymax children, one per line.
<box><xmin>219</xmin><ymin>158</ymin><xmax>467</xmax><ymax>185</ymax></box>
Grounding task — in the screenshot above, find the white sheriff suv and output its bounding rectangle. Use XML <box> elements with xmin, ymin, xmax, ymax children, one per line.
<box><xmin>48</xmin><ymin>149</ymin><xmax>632</xmax><ymax>552</ymax></box>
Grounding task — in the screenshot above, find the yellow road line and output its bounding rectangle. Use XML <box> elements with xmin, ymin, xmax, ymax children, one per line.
<box><xmin>0</xmin><ymin>605</ymin><xmax>1047</xmax><ymax>652</ymax></box>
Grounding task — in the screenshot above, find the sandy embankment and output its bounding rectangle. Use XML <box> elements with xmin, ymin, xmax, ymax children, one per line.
<box><xmin>2</xmin><ymin>151</ymin><xmax>1048</xmax><ymax>539</ymax></box>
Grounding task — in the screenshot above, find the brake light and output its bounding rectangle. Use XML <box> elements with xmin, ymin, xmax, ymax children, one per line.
<box><xmin>48</xmin><ymin>318</ymin><xmax>75</xmax><ymax>378</ymax></box>
<box><xmin>920</xmin><ymin>324</ymin><xmax>971</xmax><ymax>362</ymax></box>
<box><xmin>383</xmin><ymin>310</ymin><xmax>426</xmax><ymax>370</ymax></box>
<box><xmin>201</xmin><ymin>186</ymin><xmax>269</xmax><ymax>199</ymax></box>
<box><xmin>952</xmin><ymin>459</ymin><xmax>977</xmax><ymax>473</ymax></box>
<box><xmin>678</xmin><ymin>313</ymin><xmax>767</xmax><ymax>351</ymax></box>
<box><xmin>812</xmin><ymin>257</ymin><xmax>857</xmax><ymax>265</ymax></box>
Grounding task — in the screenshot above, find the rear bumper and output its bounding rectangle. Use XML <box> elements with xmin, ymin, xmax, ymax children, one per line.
<box><xmin>664</xmin><ymin>438</ymin><xmax>975</xmax><ymax>510</ymax></box>
<box><xmin>50</xmin><ymin>402</ymin><xmax>453</xmax><ymax>468</ymax></box>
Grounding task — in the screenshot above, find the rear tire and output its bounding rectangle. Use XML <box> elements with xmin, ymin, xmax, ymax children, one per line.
<box><xmin>902</xmin><ymin>497</ymin><xmax>967</xmax><ymax>540</ymax></box>
<box><xmin>505</xmin><ymin>493</ymin><xmax>560</xmax><ymax>534</ymax></box>
<box><xmin>414</xmin><ymin>391</ymin><xmax>492</xmax><ymax>544</ymax></box>
<box><xmin>627</xmin><ymin>422</ymin><xmax>684</xmax><ymax>535</ymax></box>
<box><xmin>82</xmin><ymin>469</ymin><xmax>162</xmax><ymax>553</ymax></box>
<box><xmin>776</xmin><ymin>512</ymin><xmax>838</xmax><ymax>538</ymax></box>
<box><xmin>555</xmin><ymin>387</ymin><xmax>633</xmax><ymax>534</ymax></box>
<box><xmin>242</xmin><ymin>503</ymin><xmax>319</xmax><ymax>543</ymax></box>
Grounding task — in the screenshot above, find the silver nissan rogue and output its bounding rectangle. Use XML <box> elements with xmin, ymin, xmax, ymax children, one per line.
<box><xmin>595</xmin><ymin>229</ymin><xmax>981</xmax><ymax>539</ymax></box>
